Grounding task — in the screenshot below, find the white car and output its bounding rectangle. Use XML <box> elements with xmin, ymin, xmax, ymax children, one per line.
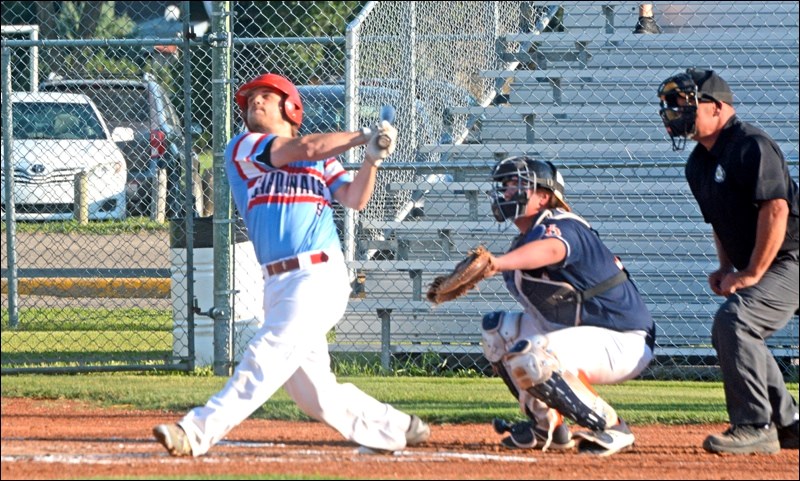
<box><xmin>1</xmin><ymin>92</ymin><xmax>132</xmax><ymax>221</ymax></box>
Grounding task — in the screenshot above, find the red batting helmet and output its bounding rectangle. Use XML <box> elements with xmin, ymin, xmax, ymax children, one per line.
<box><xmin>234</xmin><ymin>73</ymin><xmax>303</xmax><ymax>127</ymax></box>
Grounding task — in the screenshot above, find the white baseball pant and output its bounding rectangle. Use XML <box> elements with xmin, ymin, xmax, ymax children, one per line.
<box><xmin>178</xmin><ymin>249</ymin><xmax>412</xmax><ymax>455</ymax></box>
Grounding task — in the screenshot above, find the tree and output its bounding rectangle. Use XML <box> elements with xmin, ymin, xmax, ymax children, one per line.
<box><xmin>232</xmin><ymin>1</ymin><xmax>366</xmax><ymax>84</ymax></box>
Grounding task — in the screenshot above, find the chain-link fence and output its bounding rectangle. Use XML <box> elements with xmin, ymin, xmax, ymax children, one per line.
<box><xmin>2</xmin><ymin>1</ymin><xmax>798</xmax><ymax>379</ymax></box>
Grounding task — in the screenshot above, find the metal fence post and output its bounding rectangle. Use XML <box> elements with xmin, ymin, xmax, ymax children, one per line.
<box><xmin>211</xmin><ymin>0</ymin><xmax>233</xmax><ymax>376</ymax></box>
<box><xmin>379</xmin><ymin>309</ymin><xmax>392</xmax><ymax>372</ymax></box>
<box><xmin>181</xmin><ymin>0</ymin><xmax>197</xmax><ymax>372</ymax></box>
<box><xmin>73</xmin><ymin>171</ymin><xmax>88</xmax><ymax>225</ymax></box>
<box><xmin>344</xmin><ymin>2</ymin><xmax>377</xmax><ymax>265</ymax></box>
<box><xmin>154</xmin><ymin>168</ymin><xmax>167</xmax><ymax>223</ymax></box>
<box><xmin>2</xmin><ymin>46</ymin><xmax>19</xmax><ymax>328</ymax></box>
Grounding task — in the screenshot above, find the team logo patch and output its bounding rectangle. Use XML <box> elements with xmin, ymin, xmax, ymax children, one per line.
<box><xmin>714</xmin><ymin>164</ymin><xmax>726</xmax><ymax>183</ymax></box>
<box><xmin>544</xmin><ymin>224</ymin><xmax>561</xmax><ymax>237</ymax></box>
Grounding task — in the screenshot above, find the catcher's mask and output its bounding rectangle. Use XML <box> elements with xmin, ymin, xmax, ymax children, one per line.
<box><xmin>235</xmin><ymin>73</ymin><xmax>303</xmax><ymax>128</ymax></box>
<box><xmin>490</xmin><ymin>156</ymin><xmax>570</xmax><ymax>222</ymax></box>
<box><xmin>657</xmin><ymin>68</ymin><xmax>728</xmax><ymax>151</ymax></box>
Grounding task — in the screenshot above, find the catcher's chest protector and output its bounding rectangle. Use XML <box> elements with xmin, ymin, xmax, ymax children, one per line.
<box><xmin>503</xmin><ymin>210</ymin><xmax>625</xmax><ymax>326</ymax></box>
<box><xmin>515</xmin><ymin>273</ymin><xmax>583</xmax><ymax>326</ymax></box>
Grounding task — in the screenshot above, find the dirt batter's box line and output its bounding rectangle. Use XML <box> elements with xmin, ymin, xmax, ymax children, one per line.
<box><xmin>1</xmin><ymin>277</ymin><xmax>170</xmax><ymax>298</ymax></box>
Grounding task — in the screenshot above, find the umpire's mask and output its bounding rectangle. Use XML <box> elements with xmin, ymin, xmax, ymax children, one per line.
<box><xmin>658</xmin><ymin>71</ymin><xmax>700</xmax><ymax>151</ymax></box>
<box><xmin>658</xmin><ymin>68</ymin><xmax>732</xmax><ymax>151</ymax></box>
<box><xmin>490</xmin><ymin>156</ymin><xmax>569</xmax><ymax>222</ymax></box>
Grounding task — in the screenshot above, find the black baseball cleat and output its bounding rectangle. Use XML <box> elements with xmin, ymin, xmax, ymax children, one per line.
<box><xmin>497</xmin><ymin>420</ymin><xmax>575</xmax><ymax>451</ymax></box>
<box><xmin>574</xmin><ymin>418</ymin><xmax>635</xmax><ymax>457</ymax></box>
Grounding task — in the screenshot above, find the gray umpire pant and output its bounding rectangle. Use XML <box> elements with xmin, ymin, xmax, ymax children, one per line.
<box><xmin>712</xmin><ymin>250</ymin><xmax>799</xmax><ymax>428</ymax></box>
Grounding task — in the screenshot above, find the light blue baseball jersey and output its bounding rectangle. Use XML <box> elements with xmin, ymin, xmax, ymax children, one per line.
<box><xmin>225</xmin><ymin>132</ymin><xmax>351</xmax><ymax>265</ymax></box>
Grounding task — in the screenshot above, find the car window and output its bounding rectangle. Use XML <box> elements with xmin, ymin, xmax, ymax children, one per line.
<box><xmin>300</xmin><ymin>93</ymin><xmax>344</xmax><ymax>133</ymax></box>
<box><xmin>13</xmin><ymin>102</ymin><xmax>106</xmax><ymax>140</ymax></box>
<box><xmin>41</xmin><ymin>84</ymin><xmax>149</xmax><ymax>127</ymax></box>
<box><xmin>88</xmin><ymin>86</ymin><xmax>149</xmax><ymax>126</ymax></box>
<box><xmin>298</xmin><ymin>88</ymin><xmax>396</xmax><ymax>135</ymax></box>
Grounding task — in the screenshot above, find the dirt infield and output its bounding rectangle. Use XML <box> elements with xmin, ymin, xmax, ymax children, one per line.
<box><xmin>2</xmin><ymin>397</ymin><xmax>797</xmax><ymax>480</ymax></box>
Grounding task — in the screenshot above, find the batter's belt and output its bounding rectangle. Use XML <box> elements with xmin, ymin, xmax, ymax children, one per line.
<box><xmin>265</xmin><ymin>251</ymin><xmax>329</xmax><ymax>276</ymax></box>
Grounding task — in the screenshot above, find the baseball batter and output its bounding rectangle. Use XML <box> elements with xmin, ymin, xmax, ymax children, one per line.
<box><xmin>479</xmin><ymin>156</ymin><xmax>656</xmax><ymax>456</ymax></box>
<box><xmin>153</xmin><ymin>73</ymin><xmax>430</xmax><ymax>456</ymax></box>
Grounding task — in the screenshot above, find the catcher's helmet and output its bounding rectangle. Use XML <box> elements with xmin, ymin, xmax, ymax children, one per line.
<box><xmin>657</xmin><ymin>68</ymin><xmax>731</xmax><ymax>151</ymax></box>
<box><xmin>490</xmin><ymin>156</ymin><xmax>569</xmax><ymax>222</ymax></box>
<box><xmin>235</xmin><ymin>73</ymin><xmax>303</xmax><ymax>127</ymax></box>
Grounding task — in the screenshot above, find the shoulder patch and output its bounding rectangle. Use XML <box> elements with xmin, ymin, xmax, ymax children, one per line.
<box><xmin>544</xmin><ymin>224</ymin><xmax>561</xmax><ymax>237</ymax></box>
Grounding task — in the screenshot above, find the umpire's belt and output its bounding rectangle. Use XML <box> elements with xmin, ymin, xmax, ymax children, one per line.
<box><xmin>265</xmin><ymin>251</ymin><xmax>329</xmax><ymax>277</ymax></box>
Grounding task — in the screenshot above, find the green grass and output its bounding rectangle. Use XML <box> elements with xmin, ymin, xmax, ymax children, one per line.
<box><xmin>2</xmin><ymin>217</ymin><xmax>169</xmax><ymax>234</ymax></box>
<box><xmin>198</xmin><ymin>149</ymin><xmax>213</xmax><ymax>173</ymax></box>
<box><xmin>2</xmin><ymin>307</ymin><xmax>171</xmax><ymax>332</ymax></box>
<box><xmin>1</xmin><ymin>331</ymin><xmax>170</xmax><ymax>353</ymax></box>
<box><xmin>5</xmin><ymin>373</ymin><xmax>793</xmax><ymax>426</ymax></box>
<box><xmin>2</xmin><ymin>307</ymin><xmax>173</xmax><ymax>366</ymax></box>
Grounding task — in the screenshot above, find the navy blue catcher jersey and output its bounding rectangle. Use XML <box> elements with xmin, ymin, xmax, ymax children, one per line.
<box><xmin>502</xmin><ymin>209</ymin><xmax>655</xmax><ymax>346</ymax></box>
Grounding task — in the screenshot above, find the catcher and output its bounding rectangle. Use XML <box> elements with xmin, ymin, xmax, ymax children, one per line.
<box><xmin>428</xmin><ymin>156</ymin><xmax>656</xmax><ymax>456</ymax></box>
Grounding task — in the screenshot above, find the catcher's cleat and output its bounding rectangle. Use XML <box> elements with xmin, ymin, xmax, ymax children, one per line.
<box><xmin>702</xmin><ymin>424</ymin><xmax>780</xmax><ymax>455</ymax></box>
<box><xmin>406</xmin><ymin>415</ymin><xmax>431</xmax><ymax>445</ymax></box>
<box><xmin>574</xmin><ymin>418</ymin><xmax>635</xmax><ymax>457</ymax></box>
<box><xmin>499</xmin><ymin>420</ymin><xmax>575</xmax><ymax>451</ymax></box>
<box><xmin>153</xmin><ymin>424</ymin><xmax>192</xmax><ymax>457</ymax></box>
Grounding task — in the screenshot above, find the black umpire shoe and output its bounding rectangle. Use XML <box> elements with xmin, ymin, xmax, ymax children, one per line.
<box><xmin>778</xmin><ymin>420</ymin><xmax>799</xmax><ymax>449</ymax></box>
<box><xmin>703</xmin><ymin>424</ymin><xmax>780</xmax><ymax>454</ymax></box>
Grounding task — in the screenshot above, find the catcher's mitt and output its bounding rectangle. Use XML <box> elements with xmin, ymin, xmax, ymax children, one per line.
<box><xmin>427</xmin><ymin>245</ymin><xmax>494</xmax><ymax>304</ymax></box>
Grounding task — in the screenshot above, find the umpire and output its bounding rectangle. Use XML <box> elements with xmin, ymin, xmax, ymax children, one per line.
<box><xmin>657</xmin><ymin>69</ymin><xmax>799</xmax><ymax>454</ymax></box>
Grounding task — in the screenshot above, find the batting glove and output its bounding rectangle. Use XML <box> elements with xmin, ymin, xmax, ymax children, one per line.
<box><xmin>364</xmin><ymin>120</ymin><xmax>397</xmax><ymax>167</ymax></box>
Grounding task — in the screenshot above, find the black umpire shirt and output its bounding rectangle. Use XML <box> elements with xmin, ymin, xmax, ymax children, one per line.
<box><xmin>685</xmin><ymin>116</ymin><xmax>800</xmax><ymax>271</ymax></box>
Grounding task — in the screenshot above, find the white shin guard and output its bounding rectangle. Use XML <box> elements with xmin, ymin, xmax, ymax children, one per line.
<box><xmin>481</xmin><ymin>311</ymin><xmax>522</xmax><ymax>363</ymax></box>
<box><xmin>503</xmin><ymin>336</ymin><xmax>618</xmax><ymax>432</ymax></box>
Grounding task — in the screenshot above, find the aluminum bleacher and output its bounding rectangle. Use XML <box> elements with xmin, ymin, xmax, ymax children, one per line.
<box><xmin>335</xmin><ymin>2</ymin><xmax>799</xmax><ymax>373</ymax></box>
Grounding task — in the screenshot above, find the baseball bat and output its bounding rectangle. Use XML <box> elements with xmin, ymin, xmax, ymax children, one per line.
<box><xmin>377</xmin><ymin>105</ymin><xmax>396</xmax><ymax>149</ymax></box>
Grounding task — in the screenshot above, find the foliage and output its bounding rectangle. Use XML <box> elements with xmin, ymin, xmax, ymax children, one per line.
<box><xmin>179</xmin><ymin>2</ymin><xmax>366</xmax><ymax>136</ymax></box>
<box><xmin>232</xmin><ymin>1</ymin><xmax>366</xmax><ymax>83</ymax></box>
<box><xmin>56</xmin><ymin>1</ymin><xmax>135</xmax><ymax>39</ymax></box>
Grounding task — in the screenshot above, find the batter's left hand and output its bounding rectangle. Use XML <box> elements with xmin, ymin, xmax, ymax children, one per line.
<box><xmin>719</xmin><ymin>271</ymin><xmax>760</xmax><ymax>296</ymax></box>
<box><xmin>364</xmin><ymin>120</ymin><xmax>397</xmax><ymax>167</ymax></box>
